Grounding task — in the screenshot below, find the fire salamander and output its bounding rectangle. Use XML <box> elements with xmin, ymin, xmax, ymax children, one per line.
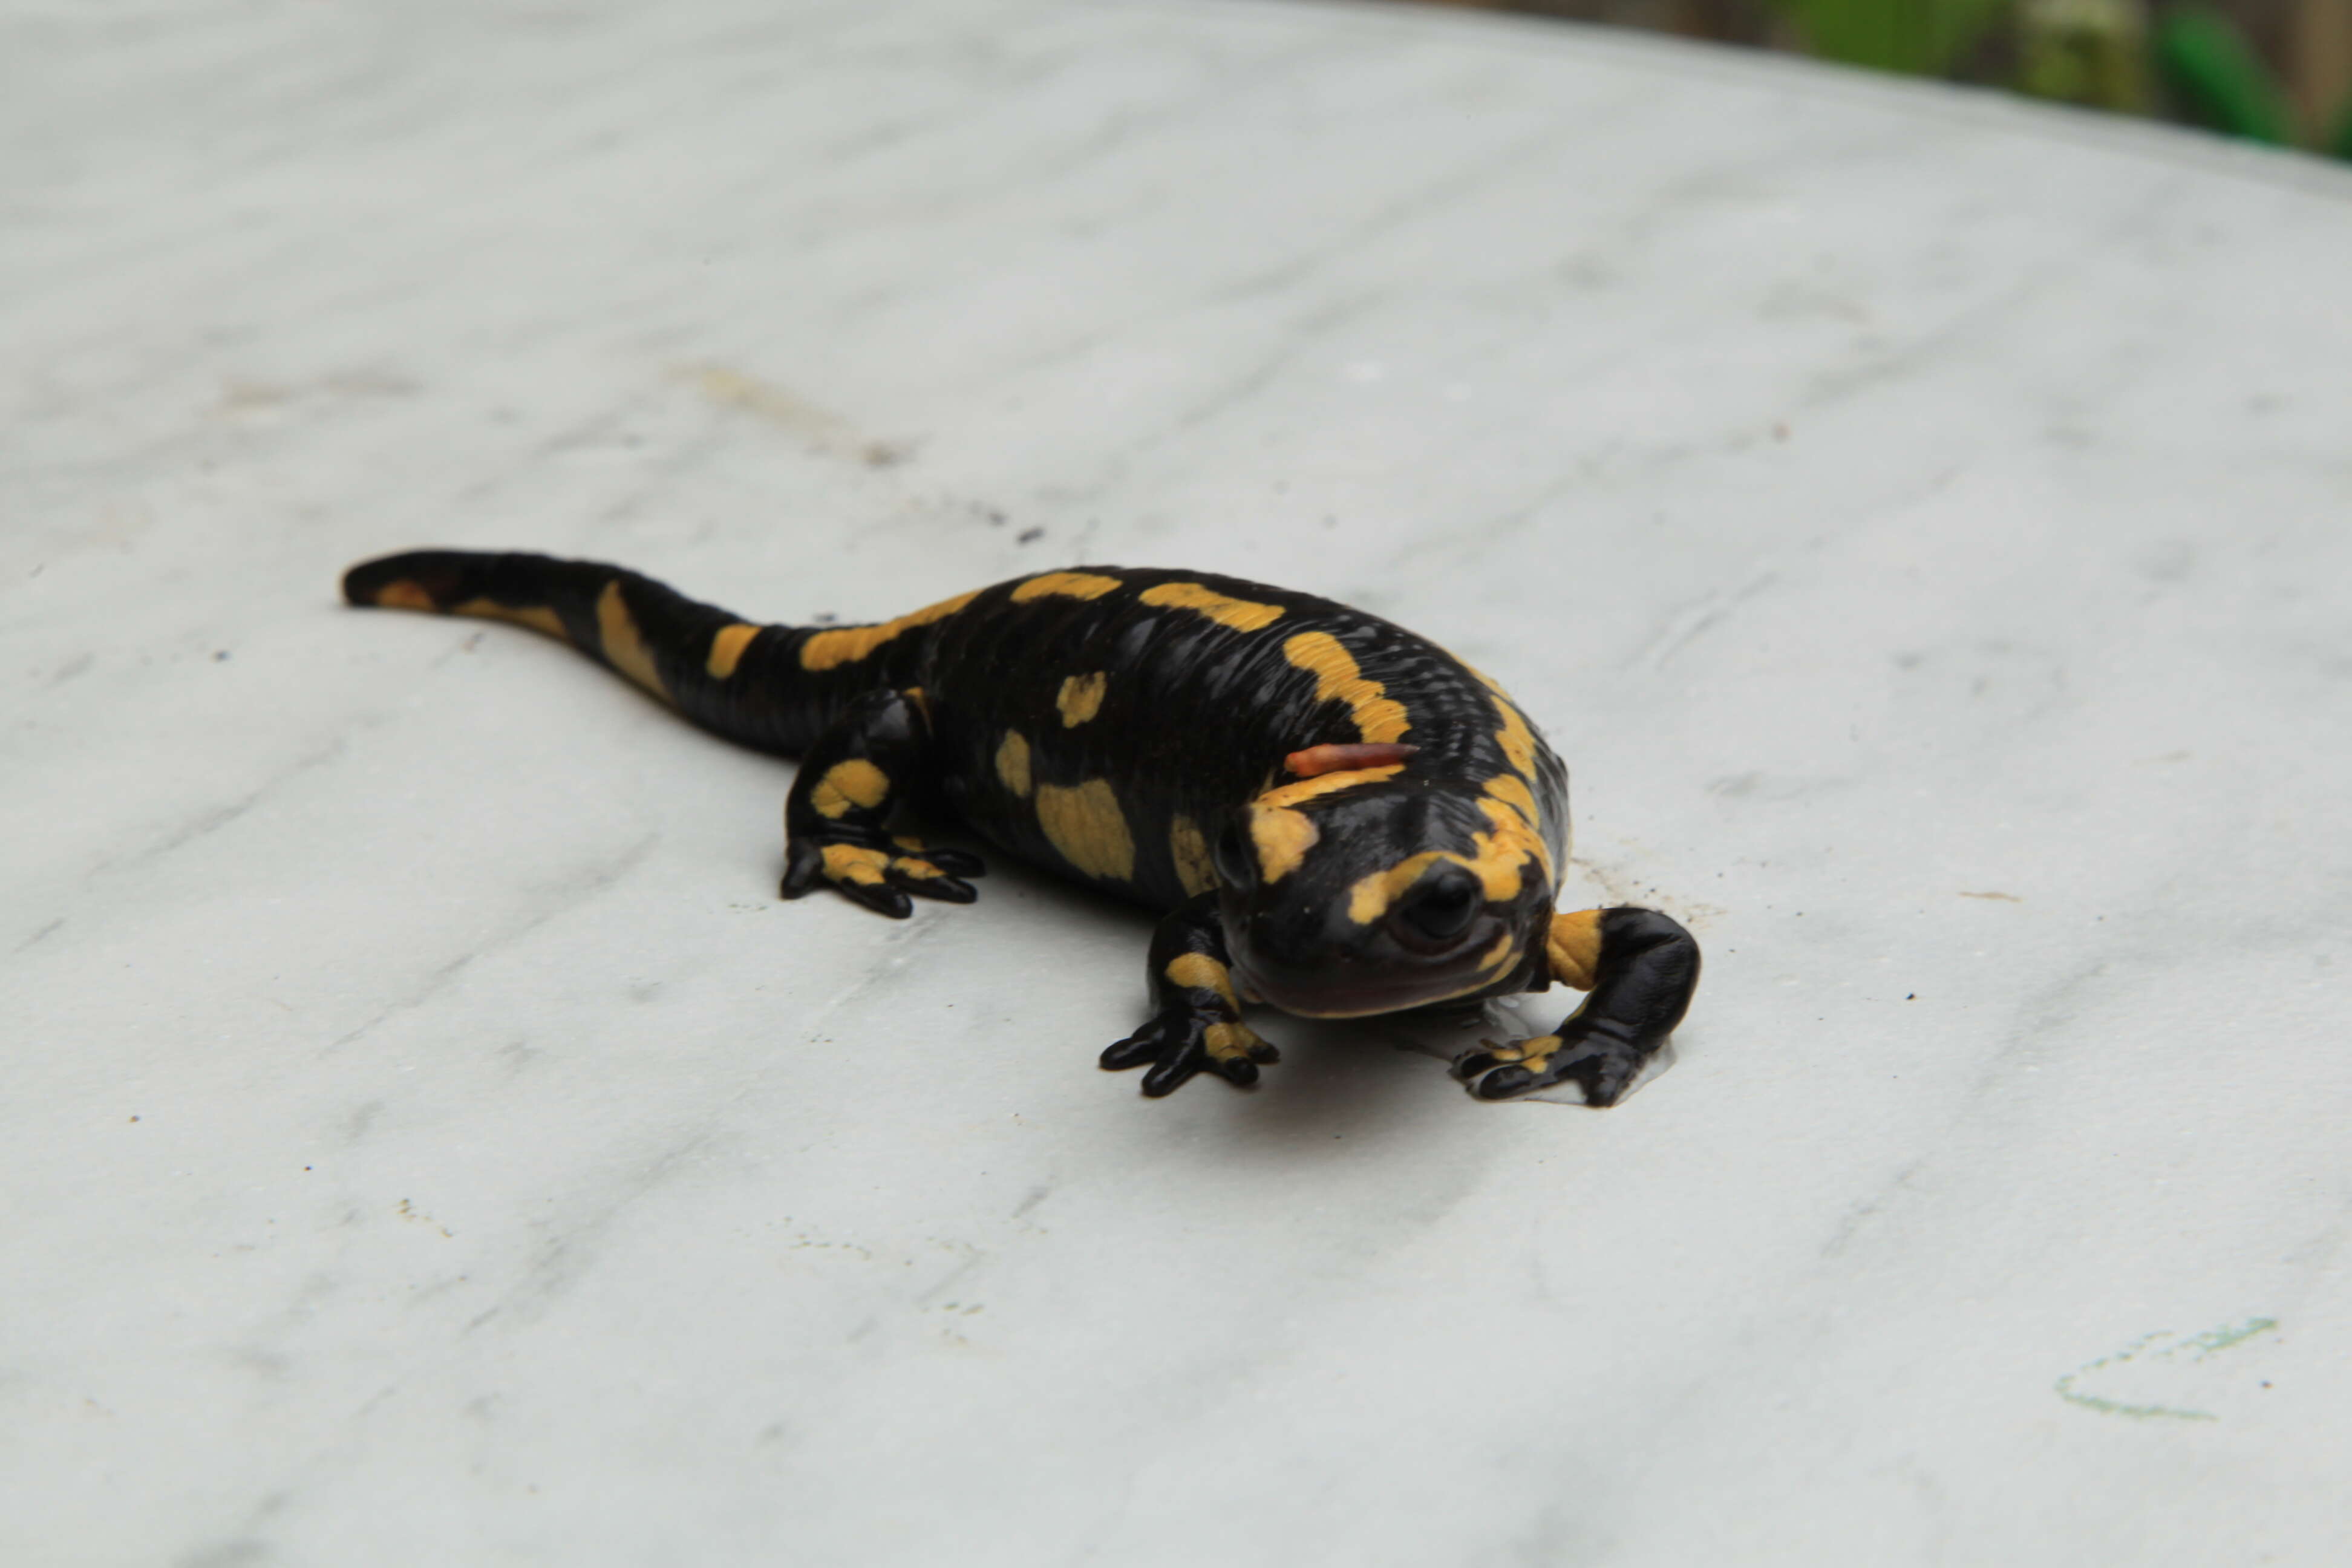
<box><xmin>342</xmin><ymin>550</ymin><xmax>1700</xmax><ymax>1104</ymax></box>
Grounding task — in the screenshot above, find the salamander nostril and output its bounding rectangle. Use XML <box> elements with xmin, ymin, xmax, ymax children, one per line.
<box><xmin>1395</xmin><ymin>864</ymin><xmax>1481</xmax><ymax>945</ymax></box>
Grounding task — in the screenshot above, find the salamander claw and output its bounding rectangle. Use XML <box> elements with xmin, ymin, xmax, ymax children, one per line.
<box><xmin>1102</xmin><ymin>1010</ymin><xmax>1278</xmax><ymax>1096</ymax></box>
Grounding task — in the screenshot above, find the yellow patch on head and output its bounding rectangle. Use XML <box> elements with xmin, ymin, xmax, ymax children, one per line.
<box><xmin>1484</xmin><ymin>772</ymin><xmax>1539</xmax><ymax>828</ymax></box>
<box><xmin>1035</xmin><ymin>778</ymin><xmax>1135</xmax><ymax>881</ymax></box>
<box><xmin>1165</xmin><ymin>953</ymin><xmax>1240</xmax><ymax>1011</ymax></box>
<box><xmin>706</xmin><ymin>622</ymin><xmax>760</xmax><ymax>679</ymax></box>
<box><xmin>799</xmin><ymin>589</ymin><xmax>980</xmax><ymax>672</ymax></box>
<box><xmin>596</xmin><ymin>581</ymin><xmax>667</xmax><ymax>699</ymax></box>
<box><xmin>1470</xmin><ymin>667</ymin><xmax>1541</xmax><ymax>779</ymax></box>
<box><xmin>1168</xmin><ymin>814</ymin><xmax>1218</xmax><ymax>897</ymax></box>
<box><xmin>820</xmin><ymin>844</ymin><xmax>890</xmax><ymax>886</ymax></box>
<box><xmin>1137</xmin><ymin>581</ymin><xmax>1285</xmax><ymax>632</ymax></box>
<box><xmin>453</xmin><ymin>596</ymin><xmax>567</xmax><ymax>640</ymax></box>
<box><xmin>1254</xmin><ymin>764</ymin><xmax>1403</xmax><ymax>811</ymax></box>
<box><xmin>1547</xmin><ymin>909</ymin><xmax>1604</xmax><ymax>991</ymax></box>
<box><xmin>1471</xmin><ymin>794</ymin><xmax>1552</xmax><ymax>900</ymax></box>
<box><xmin>1248</xmin><ymin>805</ymin><xmax>1318</xmax><ymax>883</ymax></box>
<box><xmin>1346</xmin><ymin>851</ymin><xmax>1448</xmax><ymax>926</ymax></box>
<box><xmin>1476</xmin><ymin>930</ymin><xmax>1520</xmax><ymax>973</ymax></box>
<box><xmin>810</xmin><ymin>758</ymin><xmax>889</xmax><ymax>819</ymax></box>
<box><xmin>1343</xmin><ymin>799</ymin><xmax>1552</xmax><ymax>926</ymax></box>
<box><xmin>1282</xmin><ymin>632</ymin><xmax>1410</xmax><ymax>743</ymax></box>
<box><xmin>376</xmin><ymin>580</ymin><xmax>438</xmax><ymax>612</ymax></box>
<box><xmin>995</xmin><ymin>731</ymin><xmax>1033</xmax><ymax>798</ymax></box>
<box><xmin>1010</xmin><ymin>571</ymin><xmax>1123</xmax><ymax>603</ymax></box>
<box><xmin>1056</xmin><ymin>671</ymin><xmax>1108</xmax><ymax>727</ymax></box>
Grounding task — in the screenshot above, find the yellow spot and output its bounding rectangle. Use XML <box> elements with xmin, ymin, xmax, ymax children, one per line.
<box><xmin>1514</xmin><ymin>1035</ymin><xmax>1563</xmax><ymax>1075</ymax></box>
<box><xmin>1485</xmin><ymin>771</ymin><xmax>1540</xmax><ymax>828</ymax></box>
<box><xmin>1282</xmin><ymin>632</ymin><xmax>1410</xmax><ymax>743</ymax></box>
<box><xmin>799</xmin><ymin>589</ymin><xmax>980</xmax><ymax>672</ymax></box>
<box><xmin>811</xmin><ymin>759</ymin><xmax>890</xmax><ymax>819</ymax></box>
<box><xmin>893</xmin><ymin>856</ymin><xmax>944</xmax><ymax>880</ymax></box>
<box><xmin>596</xmin><ymin>581</ymin><xmax>667</xmax><ymax>699</ymax></box>
<box><xmin>1347</xmin><ymin>852</ymin><xmax>1446</xmax><ymax>926</ymax></box>
<box><xmin>1137</xmin><ymin>581</ymin><xmax>1285</xmax><ymax>632</ymax></box>
<box><xmin>1248</xmin><ymin>805</ymin><xmax>1318</xmax><ymax>883</ymax></box>
<box><xmin>1168</xmin><ymin>815</ymin><xmax>1218</xmax><ymax>897</ymax></box>
<box><xmin>375</xmin><ymin>580</ymin><xmax>437</xmax><ymax>612</ymax></box>
<box><xmin>820</xmin><ymin>844</ymin><xmax>890</xmax><ymax>885</ymax></box>
<box><xmin>1344</xmin><ymin>797</ymin><xmax>1552</xmax><ymax>924</ymax></box>
<box><xmin>1165</xmin><ymin>953</ymin><xmax>1240</xmax><ymax>1011</ymax></box>
<box><xmin>1010</xmin><ymin>571</ymin><xmax>1123</xmax><ymax>603</ymax></box>
<box><xmin>1203</xmin><ymin>1021</ymin><xmax>1271</xmax><ymax>1062</ymax></box>
<box><xmin>1548</xmin><ymin>909</ymin><xmax>1604</xmax><ymax>991</ymax></box>
<box><xmin>1472</xmin><ymin>667</ymin><xmax>1541</xmax><ymax>779</ymax></box>
<box><xmin>1056</xmin><ymin>671</ymin><xmax>1108</xmax><ymax>727</ymax></box>
<box><xmin>707</xmin><ymin>622</ymin><xmax>760</xmax><ymax>678</ymax></box>
<box><xmin>1254</xmin><ymin>765</ymin><xmax>1403</xmax><ymax>811</ymax></box>
<box><xmin>1036</xmin><ymin>778</ymin><xmax>1135</xmax><ymax>881</ymax></box>
<box><xmin>452</xmin><ymin>597</ymin><xmax>567</xmax><ymax>640</ymax></box>
<box><xmin>1476</xmin><ymin>930</ymin><xmax>1520</xmax><ymax>973</ymax></box>
<box><xmin>1481</xmin><ymin>1034</ymin><xmax>1565</xmax><ymax>1071</ymax></box>
<box><xmin>995</xmin><ymin>731</ymin><xmax>1033</xmax><ymax>798</ymax></box>
<box><xmin>1472</xmin><ymin>793</ymin><xmax>1552</xmax><ymax>899</ymax></box>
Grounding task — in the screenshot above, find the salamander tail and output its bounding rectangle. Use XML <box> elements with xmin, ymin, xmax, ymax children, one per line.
<box><xmin>342</xmin><ymin>548</ymin><xmax>812</xmax><ymax>755</ymax></box>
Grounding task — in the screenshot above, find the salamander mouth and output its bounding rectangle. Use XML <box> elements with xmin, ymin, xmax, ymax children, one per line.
<box><xmin>1230</xmin><ymin>924</ymin><xmax>1513</xmax><ymax>1019</ymax></box>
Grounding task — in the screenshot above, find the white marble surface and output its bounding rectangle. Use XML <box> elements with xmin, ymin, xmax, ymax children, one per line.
<box><xmin>7</xmin><ymin>1</ymin><xmax>2351</xmax><ymax>1562</ymax></box>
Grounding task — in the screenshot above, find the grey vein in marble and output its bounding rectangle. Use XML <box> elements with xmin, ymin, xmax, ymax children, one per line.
<box><xmin>4</xmin><ymin>1</ymin><xmax>2350</xmax><ymax>1564</ymax></box>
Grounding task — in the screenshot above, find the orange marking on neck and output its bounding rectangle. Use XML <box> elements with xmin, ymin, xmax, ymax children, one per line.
<box><xmin>1284</xmin><ymin>742</ymin><xmax>1419</xmax><ymax>777</ymax></box>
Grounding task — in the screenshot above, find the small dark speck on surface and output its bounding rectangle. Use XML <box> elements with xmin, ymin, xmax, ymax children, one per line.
<box><xmin>1016</xmin><ymin>527</ymin><xmax>1045</xmax><ymax>544</ymax></box>
<box><xmin>1906</xmin><ymin>993</ymin><xmax>1916</xmax><ymax>1000</ymax></box>
<box><xmin>212</xmin><ymin>650</ymin><xmax>230</xmax><ymax>662</ymax></box>
<box><xmin>812</xmin><ymin>612</ymin><xmax>838</xmax><ymax>624</ymax></box>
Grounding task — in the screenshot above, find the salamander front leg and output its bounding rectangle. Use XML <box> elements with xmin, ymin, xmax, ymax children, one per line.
<box><xmin>1455</xmin><ymin>907</ymin><xmax>1700</xmax><ymax>1106</ymax></box>
<box><xmin>1103</xmin><ymin>892</ymin><xmax>1279</xmax><ymax>1096</ymax></box>
<box><xmin>778</xmin><ymin>688</ymin><xmax>985</xmax><ymax>919</ymax></box>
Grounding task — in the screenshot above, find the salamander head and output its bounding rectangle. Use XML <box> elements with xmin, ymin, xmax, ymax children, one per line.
<box><xmin>1213</xmin><ymin>773</ymin><xmax>1555</xmax><ymax>1018</ymax></box>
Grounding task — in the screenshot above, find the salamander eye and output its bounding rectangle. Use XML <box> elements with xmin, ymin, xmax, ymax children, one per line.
<box><xmin>1392</xmin><ymin>864</ymin><xmax>1482</xmax><ymax>949</ymax></box>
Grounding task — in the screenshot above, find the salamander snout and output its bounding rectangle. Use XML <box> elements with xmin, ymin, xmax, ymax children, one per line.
<box><xmin>1217</xmin><ymin>790</ymin><xmax>1543</xmax><ymax>1019</ymax></box>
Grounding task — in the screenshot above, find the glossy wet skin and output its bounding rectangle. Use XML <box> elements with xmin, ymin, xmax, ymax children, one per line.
<box><xmin>341</xmin><ymin>551</ymin><xmax>1702</xmax><ymax>1103</ymax></box>
<box><xmin>1213</xmin><ymin>781</ymin><xmax>1555</xmax><ymax>1018</ymax></box>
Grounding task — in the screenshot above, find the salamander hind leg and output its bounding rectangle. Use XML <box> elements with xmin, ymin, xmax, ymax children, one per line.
<box><xmin>1103</xmin><ymin>892</ymin><xmax>1279</xmax><ymax>1096</ymax></box>
<box><xmin>1455</xmin><ymin>907</ymin><xmax>1700</xmax><ymax>1106</ymax></box>
<box><xmin>778</xmin><ymin>688</ymin><xmax>985</xmax><ymax>920</ymax></box>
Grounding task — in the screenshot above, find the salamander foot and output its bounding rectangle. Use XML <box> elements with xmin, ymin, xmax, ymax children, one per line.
<box><xmin>1453</xmin><ymin>1024</ymin><xmax>1648</xmax><ymax>1106</ymax></box>
<box><xmin>1102</xmin><ymin>1009</ymin><xmax>1279</xmax><ymax>1096</ymax></box>
<box><xmin>779</xmin><ymin>833</ymin><xmax>983</xmax><ymax>920</ymax></box>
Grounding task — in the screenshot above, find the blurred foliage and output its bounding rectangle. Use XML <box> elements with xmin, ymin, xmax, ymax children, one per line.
<box><xmin>2019</xmin><ymin>0</ymin><xmax>2153</xmax><ymax>111</ymax></box>
<box><xmin>2154</xmin><ymin>4</ymin><xmax>2298</xmax><ymax>140</ymax></box>
<box><xmin>1768</xmin><ymin>0</ymin><xmax>2010</xmax><ymax>75</ymax></box>
<box><xmin>1449</xmin><ymin>0</ymin><xmax>2352</xmax><ymax>161</ymax></box>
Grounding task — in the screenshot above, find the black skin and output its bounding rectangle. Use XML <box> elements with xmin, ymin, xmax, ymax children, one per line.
<box><xmin>342</xmin><ymin>550</ymin><xmax>1702</xmax><ymax>1103</ymax></box>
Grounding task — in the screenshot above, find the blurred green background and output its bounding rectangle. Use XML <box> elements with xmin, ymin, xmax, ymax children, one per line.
<box><xmin>1408</xmin><ymin>0</ymin><xmax>2352</xmax><ymax>158</ymax></box>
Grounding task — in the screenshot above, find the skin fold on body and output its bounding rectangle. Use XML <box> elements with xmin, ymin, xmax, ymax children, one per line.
<box><xmin>342</xmin><ymin>550</ymin><xmax>1700</xmax><ymax>1104</ymax></box>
